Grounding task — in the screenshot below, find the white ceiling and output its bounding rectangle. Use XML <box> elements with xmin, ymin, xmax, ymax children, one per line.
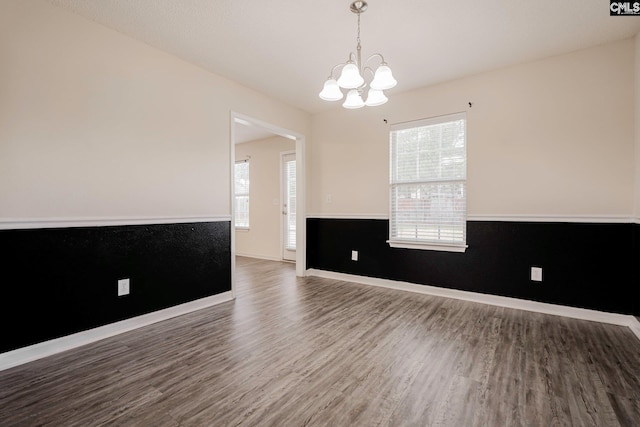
<box><xmin>48</xmin><ymin>0</ymin><xmax>640</xmax><ymax>115</ymax></box>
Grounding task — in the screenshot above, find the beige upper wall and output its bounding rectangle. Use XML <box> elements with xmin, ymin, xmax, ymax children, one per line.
<box><xmin>310</xmin><ymin>37</ymin><xmax>636</xmax><ymax>218</ymax></box>
<box><xmin>235</xmin><ymin>136</ymin><xmax>295</xmax><ymax>260</ymax></box>
<box><xmin>2</xmin><ymin>0</ymin><xmax>636</xmax><ymax>222</ymax></box>
<box><xmin>635</xmin><ymin>33</ymin><xmax>640</xmax><ymax>220</ymax></box>
<box><xmin>0</xmin><ymin>0</ymin><xmax>310</xmax><ymax>219</ymax></box>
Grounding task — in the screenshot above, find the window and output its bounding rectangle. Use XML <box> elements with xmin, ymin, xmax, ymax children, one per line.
<box><xmin>283</xmin><ymin>154</ymin><xmax>296</xmax><ymax>250</ymax></box>
<box><xmin>389</xmin><ymin>112</ymin><xmax>467</xmax><ymax>252</ymax></box>
<box><xmin>234</xmin><ymin>160</ymin><xmax>250</xmax><ymax>229</ymax></box>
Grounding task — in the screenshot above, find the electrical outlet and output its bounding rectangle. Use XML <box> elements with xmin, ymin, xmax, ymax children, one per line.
<box><xmin>118</xmin><ymin>278</ymin><xmax>130</xmax><ymax>296</ymax></box>
<box><xmin>531</xmin><ymin>267</ymin><xmax>542</xmax><ymax>282</ymax></box>
<box><xmin>351</xmin><ymin>250</ymin><xmax>358</xmax><ymax>261</ymax></box>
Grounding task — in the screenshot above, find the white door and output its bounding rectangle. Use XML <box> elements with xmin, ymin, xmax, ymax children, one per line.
<box><xmin>282</xmin><ymin>152</ymin><xmax>296</xmax><ymax>262</ymax></box>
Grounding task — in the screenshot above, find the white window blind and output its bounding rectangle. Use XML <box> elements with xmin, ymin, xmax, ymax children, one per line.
<box><xmin>234</xmin><ymin>160</ymin><xmax>250</xmax><ymax>228</ymax></box>
<box><xmin>389</xmin><ymin>112</ymin><xmax>467</xmax><ymax>251</ymax></box>
<box><xmin>284</xmin><ymin>156</ymin><xmax>297</xmax><ymax>250</ymax></box>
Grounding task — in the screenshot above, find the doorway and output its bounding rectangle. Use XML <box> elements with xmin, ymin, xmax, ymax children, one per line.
<box><xmin>230</xmin><ymin>113</ymin><xmax>306</xmax><ymax>293</ymax></box>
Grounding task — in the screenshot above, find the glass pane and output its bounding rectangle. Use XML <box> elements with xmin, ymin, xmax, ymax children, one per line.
<box><xmin>234</xmin><ymin>162</ymin><xmax>249</xmax><ymax>194</ymax></box>
<box><xmin>391</xmin><ymin>118</ymin><xmax>465</xmax><ymax>183</ymax></box>
<box><xmin>391</xmin><ymin>182</ymin><xmax>466</xmax><ymax>243</ymax></box>
<box><xmin>234</xmin><ymin>161</ymin><xmax>250</xmax><ymax>228</ymax></box>
<box><xmin>235</xmin><ymin>195</ymin><xmax>249</xmax><ymax>228</ymax></box>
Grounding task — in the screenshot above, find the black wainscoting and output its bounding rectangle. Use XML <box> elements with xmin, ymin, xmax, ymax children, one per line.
<box><xmin>1</xmin><ymin>221</ymin><xmax>231</xmax><ymax>353</ymax></box>
<box><xmin>307</xmin><ymin>218</ymin><xmax>637</xmax><ymax>316</ymax></box>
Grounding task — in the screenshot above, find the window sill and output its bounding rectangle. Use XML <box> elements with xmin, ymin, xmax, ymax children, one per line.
<box><xmin>235</xmin><ymin>227</ymin><xmax>250</xmax><ymax>232</ymax></box>
<box><xmin>387</xmin><ymin>240</ymin><xmax>468</xmax><ymax>253</ymax></box>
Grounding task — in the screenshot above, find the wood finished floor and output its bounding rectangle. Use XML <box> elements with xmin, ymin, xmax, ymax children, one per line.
<box><xmin>1</xmin><ymin>256</ymin><xmax>639</xmax><ymax>426</ymax></box>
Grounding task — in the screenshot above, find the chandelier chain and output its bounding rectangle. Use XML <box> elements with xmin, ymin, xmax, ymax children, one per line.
<box><xmin>356</xmin><ymin>9</ymin><xmax>362</xmax><ymax>70</ymax></box>
<box><xmin>357</xmin><ymin>12</ymin><xmax>361</xmax><ymax>46</ymax></box>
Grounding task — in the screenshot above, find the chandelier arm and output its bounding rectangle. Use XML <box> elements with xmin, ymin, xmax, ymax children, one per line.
<box><xmin>326</xmin><ymin>52</ymin><xmax>359</xmax><ymax>79</ymax></box>
<box><xmin>363</xmin><ymin>66</ymin><xmax>375</xmax><ymax>79</ymax></box>
<box><xmin>364</xmin><ymin>53</ymin><xmax>388</xmax><ymax>66</ymax></box>
<box><xmin>326</xmin><ymin>63</ymin><xmax>344</xmax><ymax>79</ymax></box>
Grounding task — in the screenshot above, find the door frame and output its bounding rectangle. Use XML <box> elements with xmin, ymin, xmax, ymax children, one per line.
<box><xmin>229</xmin><ymin>112</ymin><xmax>306</xmax><ymax>295</ymax></box>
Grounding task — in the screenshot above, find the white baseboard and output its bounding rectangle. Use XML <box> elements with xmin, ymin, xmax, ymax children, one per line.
<box><xmin>630</xmin><ymin>317</ymin><xmax>640</xmax><ymax>339</ymax></box>
<box><xmin>234</xmin><ymin>252</ymin><xmax>283</xmax><ymax>262</ymax></box>
<box><xmin>0</xmin><ymin>291</ymin><xmax>234</xmax><ymax>372</ymax></box>
<box><xmin>306</xmin><ymin>269</ymin><xmax>640</xmax><ymax>341</ymax></box>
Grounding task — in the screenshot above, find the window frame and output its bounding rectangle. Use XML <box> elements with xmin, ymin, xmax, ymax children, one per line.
<box><xmin>387</xmin><ymin>112</ymin><xmax>468</xmax><ymax>253</ymax></box>
<box><xmin>234</xmin><ymin>160</ymin><xmax>250</xmax><ymax>230</ymax></box>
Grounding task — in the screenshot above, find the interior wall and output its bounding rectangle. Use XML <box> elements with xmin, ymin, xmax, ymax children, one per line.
<box><xmin>1</xmin><ymin>221</ymin><xmax>231</xmax><ymax>354</ymax></box>
<box><xmin>310</xmin><ymin>37</ymin><xmax>636</xmax><ymax>218</ymax></box>
<box><xmin>0</xmin><ymin>0</ymin><xmax>310</xmax><ymax>220</ymax></box>
<box><xmin>307</xmin><ymin>218</ymin><xmax>634</xmax><ymax>315</ymax></box>
<box><xmin>307</xmin><ymin>36</ymin><xmax>639</xmax><ymax>317</ymax></box>
<box><xmin>635</xmin><ymin>33</ymin><xmax>640</xmax><ymax>316</ymax></box>
<box><xmin>235</xmin><ymin>136</ymin><xmax>295</xmax><ymax>260</ymax></box>
<box><xmin>0</xmin><ymin>0</ymin><xmax>310</xmax><ymax>359</ymax></box>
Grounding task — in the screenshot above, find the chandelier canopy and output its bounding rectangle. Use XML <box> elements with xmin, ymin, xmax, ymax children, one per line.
<box><xmin>319</xmin><ymin>1</ymin><xmax>397</xmax><ymax>109</ymax></box>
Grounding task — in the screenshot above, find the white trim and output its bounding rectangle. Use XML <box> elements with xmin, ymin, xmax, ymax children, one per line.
<box><xmin>235</xmin><ymin>252</ymin><xmax>282</xmax><ymax>262</ymax></box>
<box><xmin>305</xmin><ymin>214</ymin><xmax>637</xmax><ymax>224</ymax></box>
<box><xmin>306</xmin><ymin>269</ymin><xmax>640</xmax><ymax>340</ymax></box>
<box><xmin>232</xmin><ymin>113</ymin><xmax>300</xmax><ymax>141</ymax></box>
<box><xmin>387</xmin><ymin>240</ymin><xmax>468</xmax><ymax>253</ymax></box>
<box><xmin>630</xmin><ymin>317</ymin><xmax>640</xmax><ymax>341</ymax></box>
<box><xmin>230</xmin><ymin>114</ymin><xmax>238</xmax><ymax>299</ymax></box>
<box><xmin>295</xmin><ymin>134</ymin><xmax>307</xmax><ymax>277</ymax></box>
<box><xmin>468</xmin><ymin>214</ymin><xmax>632</xmax><ymax>223</ymax></box>
<box><xmin>0</xmin><ymin>216</ymin><xmax>231</xmax><ymax>230</ymax></box>
<box><xmin>0</xmin><ymin>291</ymin><xmax>234</xmax><ymax>372</ymax></box>
<box><xmin>306</xmin><ymin>213</ymin><xmax>389</xmax><ymax>220</ymax></box>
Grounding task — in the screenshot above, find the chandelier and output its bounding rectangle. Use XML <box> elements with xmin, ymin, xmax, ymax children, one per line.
<box><xmin>318</xmin><ymin>1</ymin><xmax>397</xmax><ymax>109</ymax></box>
